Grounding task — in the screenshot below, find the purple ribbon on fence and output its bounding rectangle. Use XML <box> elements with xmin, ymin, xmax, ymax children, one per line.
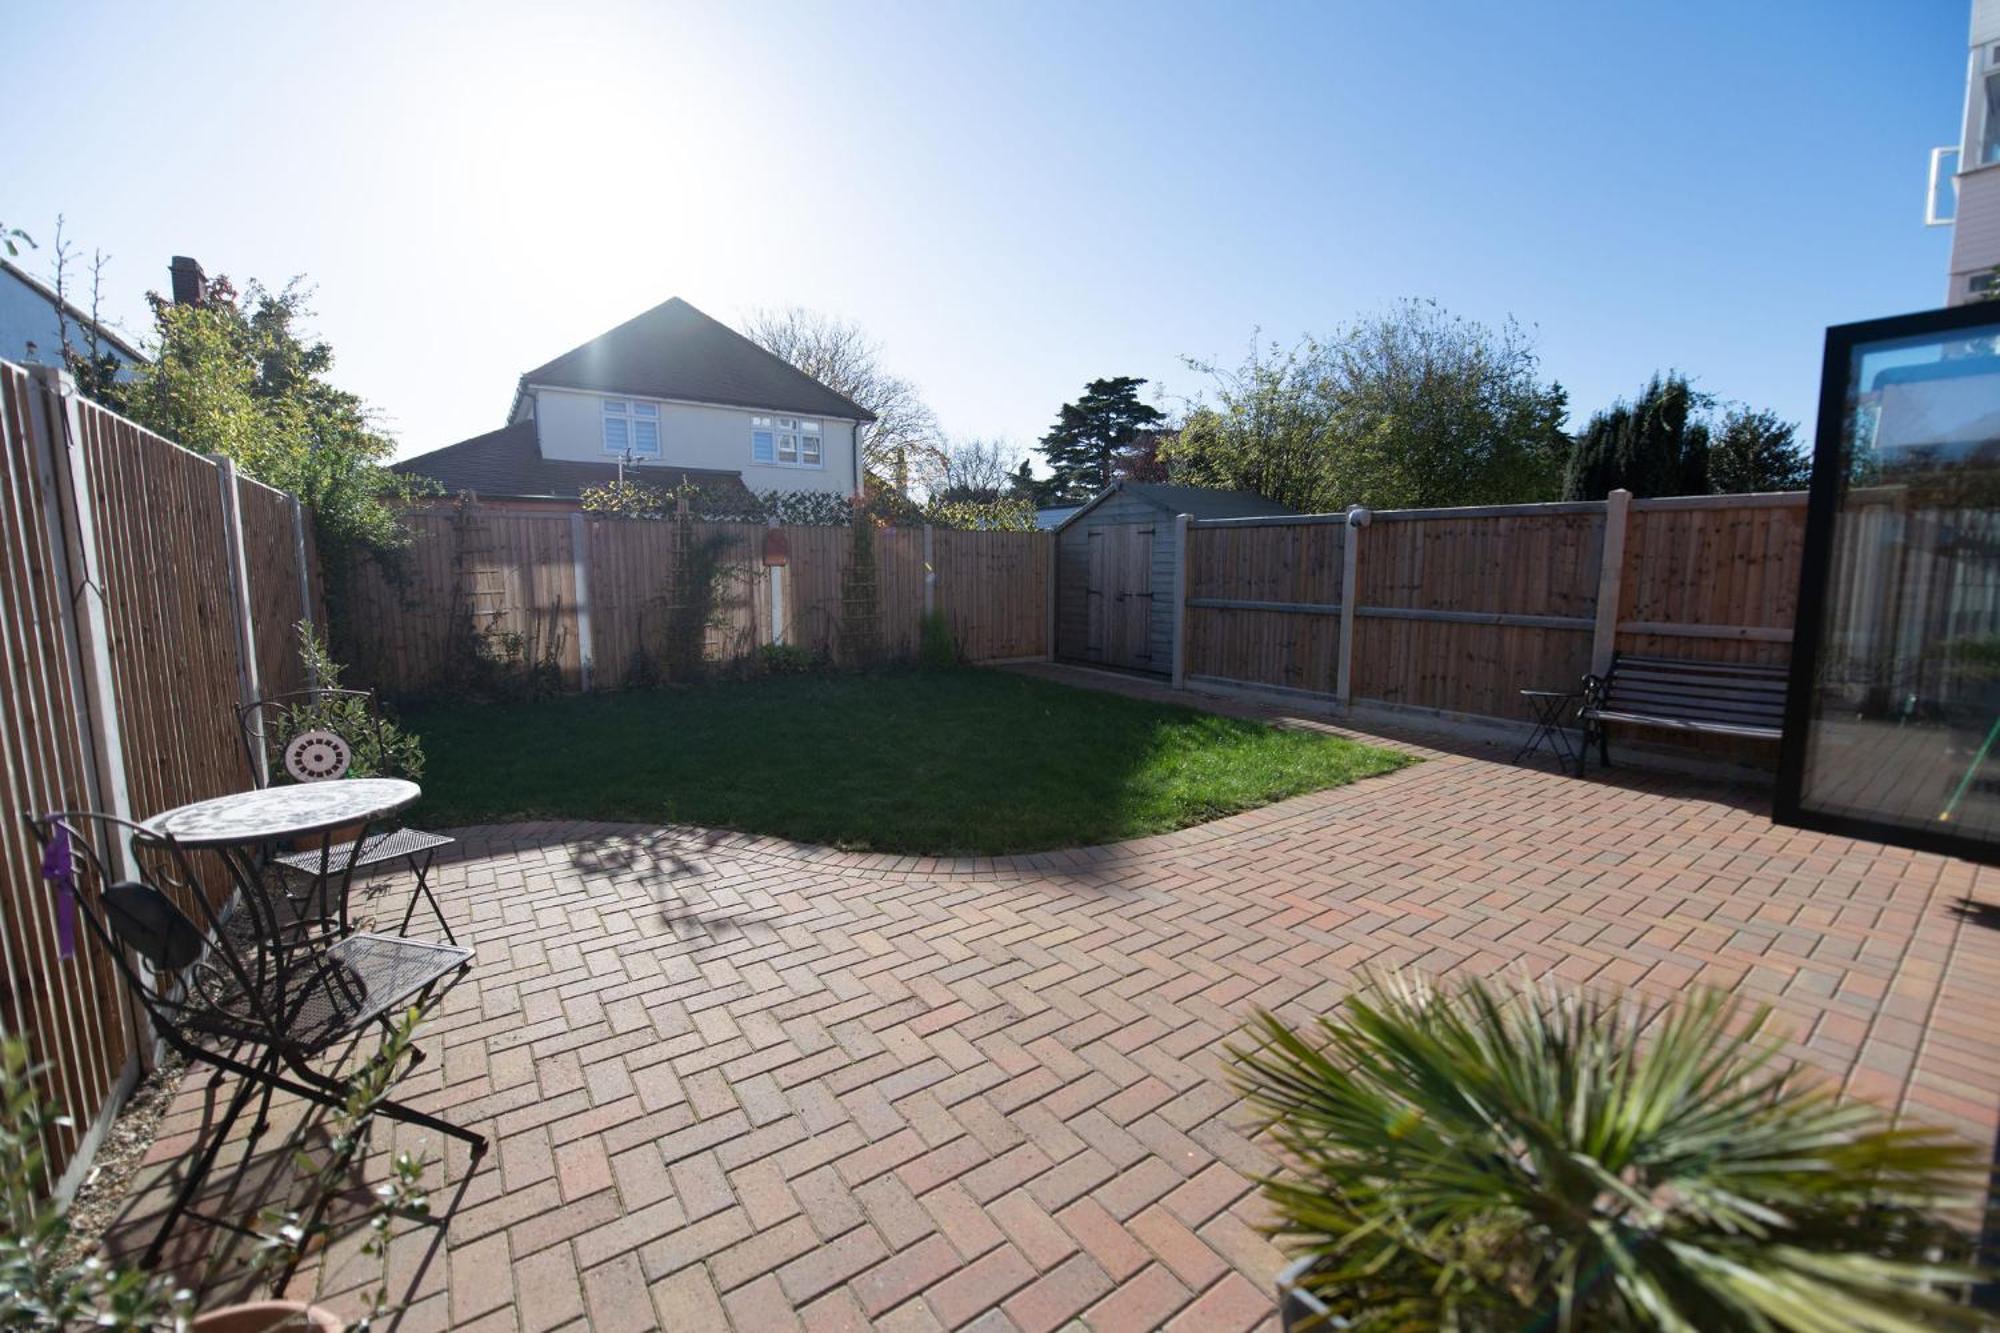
<box><xmin>39</xmin><ymin>820</ymin><xmax>77</xmax><ymax>961</ymax></box>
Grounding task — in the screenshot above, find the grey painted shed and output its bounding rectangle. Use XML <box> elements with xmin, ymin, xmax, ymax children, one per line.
<box><xmin>1054</xmin><ymin>482</ymin><xmax>1295</xmax><ymax>674</ymax></box>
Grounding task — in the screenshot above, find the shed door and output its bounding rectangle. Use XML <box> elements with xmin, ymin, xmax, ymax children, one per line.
<box><xmin>1085</xmin><ymin>523</ymin><xmax>1155</xmax><ymax>670</ymax></box>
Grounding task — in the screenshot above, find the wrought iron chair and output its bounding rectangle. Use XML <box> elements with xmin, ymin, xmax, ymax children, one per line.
<box><xmin>24</xmin><ymin>811</ymin><xmax>486</xmax><ymax>1269</ymax></box>
<box><xmin>237</xmin><ymin>688</ymin><xmax>457</xmax><ymax>942</ymax></box>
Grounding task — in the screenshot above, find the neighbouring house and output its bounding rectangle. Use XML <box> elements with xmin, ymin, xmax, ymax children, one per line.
<box><xmin>0</xmin><ymin>258</ymin><xmax>147</xmax><ymax>380</ymax></box>
<box><xmin>395</xmin><ymin>297</ymin><xmax>875</xmax><ymax>511</ymax></box>
<box><xmin>1055</xmin><ymin>481</ymin><xmax>1295</xmax><ymax>673</ymax></box>
<box><xmin>1932</xmin><ymin>0</ymin><xmax>2000</xmax><ymax>303</ymax></box>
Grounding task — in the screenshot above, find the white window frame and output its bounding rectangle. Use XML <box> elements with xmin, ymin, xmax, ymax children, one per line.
<box><xmin>603</xmin><ymin>398</ymin><xmax>661</xmax><ymax>457</ymax></box>
<box><xmin>750</xmin><ymin>414</ymin><xmax>823</xmax><ymax>469</ymax></box>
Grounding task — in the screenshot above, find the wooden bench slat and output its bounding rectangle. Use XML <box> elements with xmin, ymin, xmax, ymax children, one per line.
<box><xmin>1614</xmin><ymin>671</ymin><xmax>1787</xmax><ymax>697</ymax></box>
<box><xmin>1610</xmin><ymin>686</ymin><xmax>1787</xmax><ymax>712</ymax></box>
<box><xmin>1605</xmin><ymin>689</ymin><xmax>1785</xmax><ymax>719</ymax></box>
<box><xmin>1584</xmin><ymin>708</ymin><xmax>1781</xmax><ymax>739</ymax></box>
<box><xmin>1613</xmin><ymin>666</ymin><xmax>1788</xmax><ymax>688</ymax></box>
<box><xmin>1581</xmin><ymin>652</ymin><xmax>1789</xmax><ymax>761</ymax></box>
<box><xmin>1616</xmin><ymin>654</ymin><xmax>1788</xmax><ymax>678</ymax></box>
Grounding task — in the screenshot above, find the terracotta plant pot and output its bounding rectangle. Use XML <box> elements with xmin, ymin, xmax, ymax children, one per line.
<box><xmin>192</xmin><ymin>1301</ymin><xmax>344</xmax><ymax>1333</ymax></box>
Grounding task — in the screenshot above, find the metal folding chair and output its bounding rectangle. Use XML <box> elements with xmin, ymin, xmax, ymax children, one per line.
<box><xmin>24</xmin><ymin>811</ymin><xmax>486</xmax><ymax>1270</ymax></box>
<box><xmin>237</xmin><ymin>688</ymin><xmax>457</xmax><ymax>942</ymax></box>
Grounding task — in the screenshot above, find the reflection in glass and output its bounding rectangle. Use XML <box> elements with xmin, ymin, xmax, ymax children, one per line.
<box><xmin>1797</xmin><ymin>321</ymin><xmax>2000</xmax><ymax>846</ymax></box>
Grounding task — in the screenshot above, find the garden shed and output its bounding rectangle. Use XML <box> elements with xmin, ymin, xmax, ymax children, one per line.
<box><xmin>1055</xmin><ymin>481</ymin><xmax>1295</xmax><ymax>673</ymax></box>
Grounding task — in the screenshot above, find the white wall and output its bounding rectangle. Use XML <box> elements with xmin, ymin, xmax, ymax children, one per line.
<box><xmin>530</xmin><ymin>385</ymin><xmax>858</xmax><ymax>494</ymax></box>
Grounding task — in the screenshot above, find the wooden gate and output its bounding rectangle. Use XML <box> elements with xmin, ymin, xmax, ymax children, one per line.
<box><xmin>1086</xmin><ymin>522</ymin><xmax>1155</xmax><ymax>670</ymax></box>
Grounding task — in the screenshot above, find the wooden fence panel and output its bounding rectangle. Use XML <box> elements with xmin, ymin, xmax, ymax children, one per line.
<box><xmin>0</xmin><ymin>364</ymin><xmax>329</xmax><ymax>1198</ymax></box>
<box><xmin>934</xmin><ymin>529</ymin><xmax>1048</xmax><ymax>661</ymax></box>
<box><xmin>0</xmin><ymin>366</ymin><xmax>126</xmax><ymax>1188</ymax></box>
<box><xmin>1616</xmin><ymin>498</ymin><xmax>1805</xmax><ymax>667</ymax></box>
<box><xmin>79</xmin><ymin>403</ymin><xmax>255</xmax><ymax>854</ymax></box>
<box><xmin>237</xmin><ymin>477</ymin><xmax>314</xmax><ymax>700</ymax></box>
<box><xmin>1352</xmin><ymin>509</ymin><xmax>1601</xmax><ymax>718</ymax></box>
<box><xmin>1183</xmin><ymin>522</ymin><xmax>1345</xmax><ymax>691</ymax></box>
<box><xmin>345</xmin><ymin>510</ymin><xmax>1060</xmax><ymax>690</ymax></box>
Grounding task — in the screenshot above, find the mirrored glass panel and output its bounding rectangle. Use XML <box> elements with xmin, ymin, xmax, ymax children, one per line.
<box><xmin>1782</xmin><ymin>307</ymin><xmax>2000</xmax><ymax>859</ymax></box>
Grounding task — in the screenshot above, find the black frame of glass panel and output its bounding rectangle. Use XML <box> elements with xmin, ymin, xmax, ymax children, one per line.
<box><xmin>1775</xmin><ymin>301</ymin><xmax>2000</xmax><ymax>865</ymax></box>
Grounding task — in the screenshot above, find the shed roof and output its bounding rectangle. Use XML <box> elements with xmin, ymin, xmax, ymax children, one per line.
<box><xmin>1055</xmin><ymin>481</ymin><xmax>1295</xmax><ymax>530</ymax></box>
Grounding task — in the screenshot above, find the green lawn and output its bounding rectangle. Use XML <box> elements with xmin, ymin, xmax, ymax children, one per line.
<box><xmin>399</xmin><ymin>670</ymin><xmax>1412</xmax><ymax>856</ymax></box>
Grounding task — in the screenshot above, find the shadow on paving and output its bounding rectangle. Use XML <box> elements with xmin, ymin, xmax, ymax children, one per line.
<box><xmin>95</xmin><ymin>1038</ymin><xmax>480</xmax><ymax>1321</ymax></box>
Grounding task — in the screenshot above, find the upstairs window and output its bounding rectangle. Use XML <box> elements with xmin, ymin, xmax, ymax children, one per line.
<box><xmin>751</xmin><ymin>415</ymin><xmax>822</xmax><ymax>467</ymax></box>
<box><xmin>603</xmin><ymin>399</ymin><xmax>660</xmax><ymax>457</ymax></box>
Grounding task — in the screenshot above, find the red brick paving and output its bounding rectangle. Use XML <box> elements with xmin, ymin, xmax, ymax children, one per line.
<box><xmin>113</xmin><ymin>668</ymin><xmax>2000</xmax><ymax>1329</ymax></box>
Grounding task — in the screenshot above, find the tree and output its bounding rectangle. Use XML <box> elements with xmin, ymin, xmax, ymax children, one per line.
<box><xmin>1168</xmin><ymin>301</ymin><xmax>1570</xmax><ymax>512</ymax></box>
<box><xmin>741</xmin><ymin>307</ymin><xmax>941</xmax><ymax>494</ymax></box>
<box><xmin>0</xmin><ymin>222</ymin><xmax>28</xmax><ymax>258</ymax></box>
<box><xmin>933</xmin><ymin>438</ymin><xmax>1018</xmax><ymax>502</ymax></box>
<box><xmin>1036</xmin><ymin>377</ymin><xmax>1165</xmax><ymax>502</ymax></box>
<box><xmin>116</xmin><ymin>273</ymin><xmax>425</xmax><ymax>642</ymax></box>
<box><xmin>1114</xmin><ymin>428</ymin><xmax>1175</xmax><ymax>483</ymax></box>
<box><xmin>49</xmin><ymin>217</ymin><xmax>120</xmax><ymax>404</ymax></box>
<box><xmin>1562</xmin><ymin>373</ymin><xmax>1713</xmax><ymax>500</ymax></box>
<box><xmin>1707</xmin><ymin>408</ymin><xmax>1810</xmax><ymax>494</ymax></box>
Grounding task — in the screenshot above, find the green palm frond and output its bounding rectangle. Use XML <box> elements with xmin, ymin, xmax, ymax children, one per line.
<box><xmin>1229</xmin><ymin>972</ymin><xmax>1990</xmax><ymax>1332</ymax></box>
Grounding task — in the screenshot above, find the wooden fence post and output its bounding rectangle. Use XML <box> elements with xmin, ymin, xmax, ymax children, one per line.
<box><xmin>211</xmin><ymin>457</ymin><xmax>266</xmax><ymax>785</ymax></box>
<box><xmin>1590</xmin><ymin>489</ymin><xmax>1630</xmax><ymax>677</ymax></box>
<box><xmin>1044</xmin><ymin>530</ymin><xmax>1057</xmax><ymax>661</ymax></box>
<box><xmin>1336</xmin><ymin>506</ymin><xmax>1367</xmax><ymax>705</ymax></box>
<box><xmin>570</xmin><ymin>511</ymin><xmax>594</xmax><ymax>691</ymax></box>
<box><xmin>289</xmin><ymin>495</ymin><xmax>318</xmax><ymax>692</ymax></box>
<box><xmin>1171</xmin><ymin>513</ymin><xmax>1190</xmax><ymax>689</ymax></box>
<box><xmin>27</xmin><ymin>366</ymin><xmax>134</xmax><ymax>855</ymax></box>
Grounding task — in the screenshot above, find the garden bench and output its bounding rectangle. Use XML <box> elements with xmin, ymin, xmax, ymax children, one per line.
<box><xmin>1578</xmin><ymin>653</ymin><xmax>1786</xmax><ymax>771</ymax></box>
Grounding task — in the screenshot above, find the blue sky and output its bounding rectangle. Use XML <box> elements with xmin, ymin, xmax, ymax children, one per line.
<box><xmin>0</xmin><ymin>1</ymin><xmax>1970</xmax><ymax>463</ymax></box>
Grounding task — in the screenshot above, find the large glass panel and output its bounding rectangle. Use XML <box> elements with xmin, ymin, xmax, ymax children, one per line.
<box><xmin>1791</xmin><ymin>313</ymin><xmax>2000</xmax><ymax>851</ymax></box>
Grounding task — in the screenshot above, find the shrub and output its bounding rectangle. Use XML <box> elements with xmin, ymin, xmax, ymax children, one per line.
<box><xmin>1231</xmin><ymin>973</ymin><xmax>1982</xmax><ymax>1331</ymax></box>
<box><xmin>919</xmin><ymin>610</ymin><xmax>957</xmax><ymax>669</ymax></box>
<box><xmin>0</xmin><ymin>1041</ymin><xmax>191</xmax><ymax>1329</ymax></box>
<box><xmin>759</xmin><ymin>643</ymin><xmax>816</xmax><ymax>675</ymax></box>
<box><xmin>663</xmin><ymin>527</ymin><xmax>742</xmax><ymax>682</ymax></box>
<box><xmin>282</xmin><ymin>621</ymin><xmax>426</xmax><ymax>780</ymax></box>
<box><xmin>838</xmin><ymin>504</ymin><xmax>882</xmax><ymax>667</ymax></box>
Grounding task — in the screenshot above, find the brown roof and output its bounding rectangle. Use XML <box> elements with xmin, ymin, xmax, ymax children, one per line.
<box><xmin>516</xmin><ymin>297</ymin><xmax>876</xmax><ymax>423</ymax></box>
<box><xmin>393</xmin><ymin>418</ymin><xmax>754</xmax><ymax>503</ymax></box>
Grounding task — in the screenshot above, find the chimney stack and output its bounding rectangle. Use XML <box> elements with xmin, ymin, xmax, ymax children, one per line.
<box><xmin>168</xmin><ymin>256</ymin><xmax>206</xmax><ymax>307</ymax></box>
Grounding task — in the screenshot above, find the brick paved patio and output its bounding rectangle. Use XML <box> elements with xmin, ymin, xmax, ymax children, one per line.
<box><xmin>113</xmin><ymin>669</ymin><xmax>2000</xmax><ymax>1330</ymax></box>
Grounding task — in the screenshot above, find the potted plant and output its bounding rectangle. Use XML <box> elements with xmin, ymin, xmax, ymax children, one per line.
<box><xmin>277</xmin><ymin>624</ymin><xmax>425</xmax><ymax>851</ymax></box>
<box><xmin>1231</xmin><ymin>973</ymin><xmax>1984</xmax><ymax>1331</ymax></box>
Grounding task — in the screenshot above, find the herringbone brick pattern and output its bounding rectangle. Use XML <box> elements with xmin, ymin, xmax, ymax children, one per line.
<box><xmin>118</xmin><ymin>672</ymin><xmax>2000</xmax><ymax>1330</ymax></box>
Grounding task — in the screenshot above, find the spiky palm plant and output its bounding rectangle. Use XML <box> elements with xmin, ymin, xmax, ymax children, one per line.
<box><xmin>1230</xmin><ymin>974</ymin><xmax>1988</xmax><ymax>1332</ymax></box>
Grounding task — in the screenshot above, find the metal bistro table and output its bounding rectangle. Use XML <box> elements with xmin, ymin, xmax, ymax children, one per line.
<box><xmin>139</xmin><ymin>778</ymin><xmax>422</xmax><ymax>942</ymax></box>
<box><xmin>1512</xmin><ymin>688</ymin><xmax>1582</xmax><ymax>777</ymax></box>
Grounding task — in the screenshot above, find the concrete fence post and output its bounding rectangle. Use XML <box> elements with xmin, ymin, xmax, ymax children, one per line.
<box><xmin>1590</xmin><ymin>489</ymin><xmax>1631</xmax><ymax>678</ymax></box>
<box><xmin>289</xmin><ymin>495</ymin><xmax>318</xmax><ymax>693</ymax></box>
<box><xmin>570</xmin><ymin>511</ymin><xmax>595</xmax><ymax>691</ymax></box>
<box><xmin>1335</xmin><ymin>505</ymin><xmax>1369</xmax><ymax>706</ymax></box>
<box><xmin>27</xmin><ymin>365</ymin><xmax>149</xmax><ymax>1123</ymax></box>
<box><xmin>210</xmin><ymin>456</ymin><xmax>266</xmax><ymax>785</ymax></box>
<box><xmin>26</xmin><ymin>366</ymin><xmax>134</xmax><ymax>853</ymax></box>
<box><xmin>1171</xmin><ymin>513</ymin><xmax>1191</xmax><ymax>689</ymax></box>
<box><xmin>922</xmin><ymin>523</ymin><xmax>936</xmax><ymax>619</ymax></box>
<box><xmin>1044</xmin><ymin>530</ymin><xmax>1057</xmax><ymax>661</ymax></box>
